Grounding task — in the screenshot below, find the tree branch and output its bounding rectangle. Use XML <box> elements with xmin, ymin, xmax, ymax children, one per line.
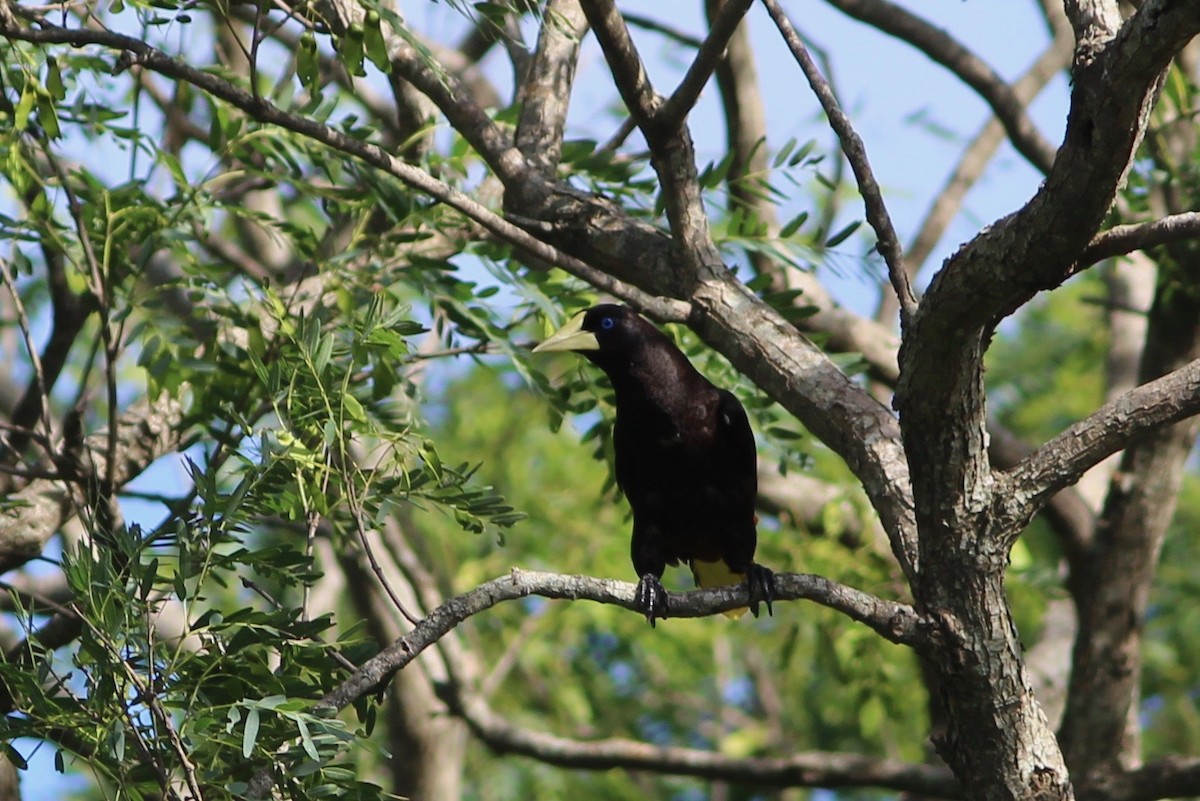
<box><xmin>1078</xmin><ymin>212</ymin><xmax>1200</xmax><ymax>268</ymax></box>
<box><xmin>621</xmin><ymin>11</ymin><xmax>703</xmax><ymax>48</ymax></box>
<box><xmin>317</xmin><ymin>569</ymin><xmax>926</xmax><ymax>712</ymax></box>
<box><xmin>449</xmin><ymin>685</ymin><xmax>961</xmax><ymax>796</ymax></box>
<box><xmin>1101</xmin><ymin>756</ymin><xmax>1200</xmax><ymax>801</ymax></box>
<box><xmin>579</xmin><ymin>0</ymin><xmax>662</xmax><ymax>126</ymax></box>
<box><xmin>580</xmin><ymin>0</ymin><xmax>725</xmax><ymax>281</ymax></box>
<box><xmin>996</xmin><ymin>356</ymin><xmax>1200</xmax><ymax>540</ymax></box>
<box><xmin>703</xmin><ymin>0</ymin><xmax>903</xmax><ymax>384</ymax></box>
<box><xmin>655</xmin><ymin>0</ymin><xmax>755</xmax><ymax>135</ymax></box>
<box><xmin>903</xmin><ymin>5</ymin><xmax>1073</xmax><ymax>274</ymax></box>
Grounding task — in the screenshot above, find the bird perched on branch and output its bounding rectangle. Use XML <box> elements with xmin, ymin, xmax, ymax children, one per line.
<box><xmin>533</xmin><ymin>304</ymin><xmax>774</xmax><ymax>626</ymax></box>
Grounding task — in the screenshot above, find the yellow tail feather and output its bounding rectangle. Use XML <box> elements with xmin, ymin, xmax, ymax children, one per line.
<box><xmin>690</xmin><ymin>559</ymin><xmax>747</xmax><ymax>619</ymax></box>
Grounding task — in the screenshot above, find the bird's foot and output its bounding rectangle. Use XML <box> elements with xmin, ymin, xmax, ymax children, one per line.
<box><xmin>745</xmin><ymin>564</ymin><xmax>776</xmax><ymax>618</ymax></box>
<box><xmin>635</xmin><ymin>573</ymin><xmax>669</xmax><ymax>627</ymax></box>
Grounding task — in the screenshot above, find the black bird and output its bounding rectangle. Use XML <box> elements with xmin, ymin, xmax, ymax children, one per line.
<box><xmin>533</xmin><ymin>304</ymin><xmax>774</xmax><ymax>625</ymax></box>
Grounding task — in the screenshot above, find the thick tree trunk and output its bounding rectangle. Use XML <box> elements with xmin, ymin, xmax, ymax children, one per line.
<box><xmin>918</xmin><ymin>548</ymin><xmax>1072</xmax><ymax>801</ymax></box>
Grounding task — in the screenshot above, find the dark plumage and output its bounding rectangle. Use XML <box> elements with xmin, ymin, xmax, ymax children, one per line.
<box><xmin>534</xmin><ymin>304</ymin><xmax>774</xmax><ymax>625</ymax></box>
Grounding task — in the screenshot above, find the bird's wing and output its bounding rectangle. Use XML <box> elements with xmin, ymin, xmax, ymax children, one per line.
<box><xmin>713</xmin><ymin>389</ymin><xmax>757</xmax><ymax>498</ymax></box>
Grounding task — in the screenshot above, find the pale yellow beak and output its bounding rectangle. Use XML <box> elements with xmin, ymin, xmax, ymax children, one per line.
<box><xmin>532</xmin><ymin>311</ymin><xmax>600</xmax><ymax>353</ymax></box>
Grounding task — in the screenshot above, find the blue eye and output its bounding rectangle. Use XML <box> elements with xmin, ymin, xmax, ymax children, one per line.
<box><xmin>600</xmin><ymin>317</ymin><xmax>615</xmax><ymax>330</ymax></box>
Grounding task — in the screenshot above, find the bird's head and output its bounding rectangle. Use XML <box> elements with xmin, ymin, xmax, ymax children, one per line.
<box><xmin>532</xmin><ymin>304</ymin><xmax>645</xmax><ymax>360</ymax></box>
<box><xmin>533</xmin><ymin>304</ymin><xmax>693</xmax><ymax>393</ymax></box>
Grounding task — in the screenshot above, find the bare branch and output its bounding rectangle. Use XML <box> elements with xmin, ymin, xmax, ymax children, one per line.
<box><xmin>450</xmin><ymin>686</ymin><xmax>961</xmax><ymax>796</ymax></box>
<box><xmin>656</xmin><ymin>0</ymin><xmax>755</xmax><ymax>134</ymax></box>
<box><xmin>622</xmin><ymin>10</ymin><xmax>703</xmax><ymax>47</ymax></box>
<box><xmin>762</xmin><ymin>0</ymin><xmax>917</xmax><ymax>327</ymax></box>
<box><xmin>1102</xmin><ymin>756</ymin><xmax>1200</xmax><ymax>801</ymax></box>
<box><xmin>317</xmin><ymin>569</ymin><xmax>926</xmax><ymax>712</ymax></box>
<box><xmin>579</xmin><ymin>0</ymin><xmax>727</xmax><ymax>282</ymax></box>
<box><xmin>997</xmin><ymin>357</ymin><xmax>1200</xmax><ymax>540</ymax></box>
<box><xmin>579</xmin><ymin>0</ymin><xmax>662</xmax><ymax>127</ymax></box>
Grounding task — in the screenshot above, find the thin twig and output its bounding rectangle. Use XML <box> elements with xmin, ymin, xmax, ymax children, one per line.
<box><xmin>761</xmin><ymin>0</ymin><xmax>917</xmax><ymax>328</ymax></box>
<box><xmin>598</xmin><ymin>116</ymin><xmax>639</xmax><ymax>154</ymax></box>
<box><xmin>656</xmin><ymin>0</ymin><xmax>755</xmax><ymax>135</ymax></box>
<box><xmin>621</xmin><ymin>10</ymin><xmax>704</xmax><ymax>48</ymax></box>
<box><xmin>42</xmin><ymin>148</ymin><xmax>120</xmax><ymax>499</ymax></box>
<box><xmin>450</xmin><ymin>682</ymin><xmax>961</xmax><ymax>795</ymax></box>
<box><xmin>349</xmin><ymin>510</ymin><xmax>422</xmax><ymax>626</ymax></box>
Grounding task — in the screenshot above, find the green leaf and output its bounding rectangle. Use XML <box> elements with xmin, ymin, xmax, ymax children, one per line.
<box><xmin>824</xmin><ymin>220</ymin><xmax>862</xmax><ymax>248</ymax></box>
<box><xmin>772</xmin><ymin>136</ymin><xmax>797</xmax><ymax>169</ymax></box>
<box><xmin>343</xmin><ymin>393</ymin><xmax>366</xmax><ymax>423</ymax></box>
<box><xmin>109</xmin><ymin>720</ymin><xmax>126</xmax><ymax>763</ymax></box>
<box><xmin>779</xmin><ymin>211</ymin><xmax>809</xmax><ymax>239</ymax></box>
<box><xmin>46</xmin><ymin>57</ymin><xmax>65</xmax><ymax>101</ymax></box>
<box><xmin>338</xmin><ymin>25</ymin><xmax>366</xmax><ymax>78</ymax></box>
<box><xmin>298</xmin><ymin>32</ymin><xmax>320</xmax><ymax>93</ymax></box>
<box><xmin>787</xmin><ymin>138</ymin><xmax>817</xmax><ymax>167</ymax></box>
<box><xmin>363</xmin><ymin>11</ymin><xmax>391</xmax><ymax>73</ymax></box>
<box><xmin>297</xmin><ymin>717</ymin><xmax>319</xmax><ymax>760</ymax></box>
<box><xmin>35</xmin><ymin>91</ymin><xmax>61</xmax><ymax>139</ymax></box>
<box><xmin>13</xmin><ymin>87</ymin><xmax>34</xmax><ymax>132</ymax></box>
<box><xmin>242</xmin><ymin>708</ymin><xmax>260</xmax><ymax>758</ymax></box>
<box><xmin>2</xmin><ymin>744</ymin><xmax>27</xmax><ymax>771</ymax></box>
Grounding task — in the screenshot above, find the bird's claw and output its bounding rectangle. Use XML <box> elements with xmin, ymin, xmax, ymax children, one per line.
<box><xmin>635</xmin><ymin>574</ymin><xmax>669</xmax><ymax>627</ymax></box>
<box><xmin>745</xmin><ymin>564</ymin><xmax>776</xmax><ymax>618</ymax></box>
